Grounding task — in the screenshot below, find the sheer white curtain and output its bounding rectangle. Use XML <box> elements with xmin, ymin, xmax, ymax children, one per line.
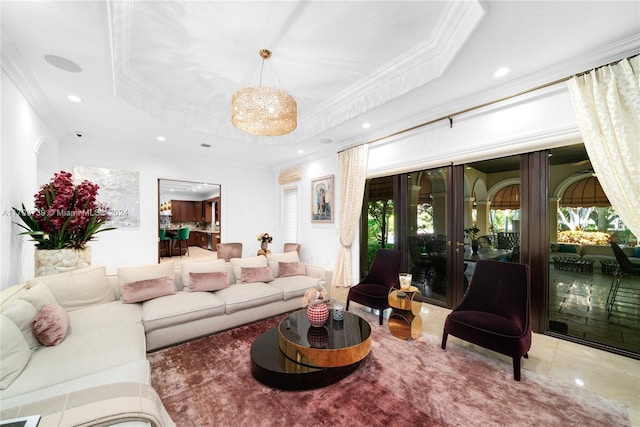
<box><xmin>332</xmin><ymin>145</ymin><xmax>369</xmax><ymax>287</ymax></box>
<box><xmin>567</xmin><ymin>55</ymin><xmax>640</xmax><ymax>238</ymax></box>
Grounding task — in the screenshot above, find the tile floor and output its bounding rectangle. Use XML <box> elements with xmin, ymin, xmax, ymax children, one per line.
<box><xmin>332</xmin><ymin>286</ymin><xmax>640</xmax><ymax>426</ymax></box>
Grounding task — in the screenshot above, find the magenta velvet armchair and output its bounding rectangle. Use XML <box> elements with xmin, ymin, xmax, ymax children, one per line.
<box><xmin>441</xmin><ymin>260</ymin><xmax>531</xmax><ymax>380</ymax></box>
<box><xmin>346</xmin><ymin>249</ymin><xmax>402</xmax><ymax>325</ymax></box>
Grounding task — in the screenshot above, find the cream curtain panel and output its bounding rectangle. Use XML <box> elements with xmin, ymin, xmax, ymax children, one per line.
<box><xmin>332</xmin><ymin>145</ymin><xmax>369</xmax><ymax>287</ymax></box>
<box><xmin>567</xmin><ymin>55</ymin><xmax>640</xmax><ymax>238</ymax></box>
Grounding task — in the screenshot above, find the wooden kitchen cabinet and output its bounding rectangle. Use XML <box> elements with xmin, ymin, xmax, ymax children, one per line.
<box><xmin>194</xmin><ymin>201</ymin><xmax>203</xmax><ymax>222</ymax></box>
<box><xmin>171</xmin><ymin>200</ymin><xmax>197</xmax><ymax>222</ymax></box>
<box><xmin>204</xmin><ymin>202</ymin><xmax>212</xmax><ymax>223</ymax></box>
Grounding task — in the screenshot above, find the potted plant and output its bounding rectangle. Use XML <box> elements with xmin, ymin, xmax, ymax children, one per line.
<box><xmin>464</xmin><ymin>223</ymin><xmax>480</xmax><ymax>254</ymax></box>
<box><xmin>256</xmin><ymin>232</ymin><xmax>273</xmax><ymax>255</ymax></box>
<box><xmin>13</xmin><ymin>170</ymin><xmax>114</xmax><ymax>276</ymax></box>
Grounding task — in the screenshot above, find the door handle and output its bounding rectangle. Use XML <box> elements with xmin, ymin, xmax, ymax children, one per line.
<box><xmin>456</xmin><ymin>241</ymin><xmax>465</xmax><ymax>247</ymax></box>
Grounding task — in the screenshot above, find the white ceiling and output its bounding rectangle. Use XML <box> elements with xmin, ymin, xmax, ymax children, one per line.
<box><xmin>2</xmin><ymin>1</ymin><xmax>639</xmax><ymax>169</ymax></box>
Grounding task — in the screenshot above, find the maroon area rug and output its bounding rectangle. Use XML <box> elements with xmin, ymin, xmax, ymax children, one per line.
<box><xmin>148</xmin><ymin>312</ymin><xmax>630</xmax><ymax>427</ymax></box>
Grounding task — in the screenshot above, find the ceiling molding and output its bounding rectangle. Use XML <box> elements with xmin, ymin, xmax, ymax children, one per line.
<box><xmin>299</xmin><ymin>0</ymin><xmax>487</xmax><ymax>138</ymax></box>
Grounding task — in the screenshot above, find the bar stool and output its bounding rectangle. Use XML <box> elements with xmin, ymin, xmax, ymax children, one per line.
<box><xmin>175</xmin><ymin>227</ymin><xmax>190</xmax><ymax>257</ymax></box>
<box><xmin>159</xmin><ymin>229</ymin><xmax>172</xmax><ymax>258</ymax></box>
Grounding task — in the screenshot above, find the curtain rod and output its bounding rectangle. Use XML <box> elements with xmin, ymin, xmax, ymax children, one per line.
<box><xmin>338</xmin><ymin>53</ymin><xmax>639</xmax><ymax>154</ymax></box>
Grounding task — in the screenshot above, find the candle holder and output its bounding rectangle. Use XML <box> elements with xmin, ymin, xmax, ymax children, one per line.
<box><xmin>399</xmin><ymin>273</ymin><xmax>412</xmax><ymax>291</ymax></box>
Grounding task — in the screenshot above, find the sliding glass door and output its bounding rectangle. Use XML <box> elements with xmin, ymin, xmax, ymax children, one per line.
<box><xmin>360</xmin><ymin>144</ymin><xmax>638</xmax><ymax>356</ymax></box>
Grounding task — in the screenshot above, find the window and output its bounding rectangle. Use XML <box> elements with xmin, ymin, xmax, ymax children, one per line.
<box><xmin>283</xmin><ymin>186</ymin><xmax>298</xmax><ymax>244</ymax></box>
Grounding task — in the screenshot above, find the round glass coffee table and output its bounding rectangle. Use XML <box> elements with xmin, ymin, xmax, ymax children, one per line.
<box><xmin>250</xmin><ymin>309</ymin><xmax>372</xmax><ymax>390</ymax></box>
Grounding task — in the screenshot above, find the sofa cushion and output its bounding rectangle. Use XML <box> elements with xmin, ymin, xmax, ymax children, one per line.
<box><xmin>141</xmin><ymin>291</ymin><xmax>226</xmax><ymax>332</ymax></box>
<box><xmin>1</xmin><ymin>298</ymin><xmax>40</xmax><ymax>350</ymax></box>
<box><xmin>266</xmin><ymin>252</ymin><xmax>300</xmax><ymax>277</ymax></box>
<box><xmin>270</xmin><ymin>275</ymin><xmax>323</xmax><ymax>301</ymax></box>
<box><xmin>230</xmin><ymin>256</ymin><xmax>267</xmax><ymax>284</ymax></box>
<box><xmin>121</xmin><ymin>276</ymin><xmax>176</xmax><ymax>304</ymax></box>
<box><xmin>216</xmin><ymin>283</ymin><xmax>283</xmax><ymax>314</ymax></box>
<box><xmin>634</xmin><ymin>247</ymin><xmax>640</xmax><ymax>258</ymax></box>
<box><xmin>0</xmin><ymin>315</ymin><xmax>32</xmax><ymax>390</ymax></box>
<box><xmin>26</xmin><ymin>266</ymin><xmax>114</xmax><ymax>312</ymax></box>
<box><xmin>33</xmin><ymin>303</ymin><xmax>70</xmax><ymax>346</ymax></box>
<box><xmin>18</xmin><ymin>282</ymin><xmax>58</xmax><ymax>312</ymax></box>
<box><xmin>181</xmin><ymin>259</ymin><xmax>227</xmax><ymax>290</ymax></box>
<box><xmin>188</xmin><ymin>271</ymin><xmax>230</xmax><ymax>292</ymax></box>
<box><xmin>2</xmin><ymin>323</ymin><xmax>146</xmax><ymax>398</ymax></box>
<box><xmin>240</xmin><ymin>266</ymin><xmax>274</xmax><ymax>283</ymax></box>
<box><xmin>0</xmin><ymin>359</ymin><xmax>150</xmax><ymax>409</ymax></box>
<box><xmin>558</xmin><ymin>244</ymin><xmax>578</xmax><ymax>253</ymax></box>
<box><xmin>67</xmin><ymin>301</ymin><xmax>143</xmax><ymax>335</ymax></box>
<box><xmin>118</xmin><ymin>262</ymin><xmax>175</xmax><ymax>288</ymax></box>
<box><xmin>279</xmin><ymin>261</ymin><xmax>306</xmax><ymax>278</ymax></box>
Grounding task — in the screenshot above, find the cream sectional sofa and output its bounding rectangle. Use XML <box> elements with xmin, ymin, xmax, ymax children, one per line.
<box><xmin>0</xmin><ymin>252</ymin><xmax>331</xmax><ymax>426</ymax></box>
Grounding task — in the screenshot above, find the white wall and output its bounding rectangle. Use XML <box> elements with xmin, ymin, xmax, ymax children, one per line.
<box><xmin>367</xmin><ymin>84</ymin><xmax>581</xmax><ymax>176</ymax></box>
<box><xmin>1</xmin><ymin>70</ymin><xmax>59</xmax><ymax>288</ymax></box>
<box><xmin>281</xmin><ymin>152</ymin><xmax>342</xmax><ymax>271</ymax></box>
<box><xmin>57</xmin><ymin>142</ymin><xmax>276</xmax><ymax>274</ymax></box>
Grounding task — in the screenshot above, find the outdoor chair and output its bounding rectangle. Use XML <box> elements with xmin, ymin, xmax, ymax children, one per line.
<box><xmin>606</xmin><ymin>242</ymin><xmax>640</xmax><ymax>318</ymax></box>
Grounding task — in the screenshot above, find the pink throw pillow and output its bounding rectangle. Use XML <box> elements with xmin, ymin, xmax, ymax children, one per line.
<box><xmin>240</xmin><ymin>266</ymin><xmax>274</xmax><ymax>283</ymax></box>
<box><xmin>188</xmin><ymin>271</ymin><xmax>229</xmax><ymax>292</ymax></box>
<box><xmin>279</xmin><ymin>261</ymin><xmax>306</xmax><ymax>277</ymax></box>
<box><xmin>33</xmin><ymin>303</ymin><xmax>70</xmax><ymax>346</ymax></box>
<box><xmin>121</xmin><ymin>276</ymin><xmax>176</xmax><ymax>304</ymax></box>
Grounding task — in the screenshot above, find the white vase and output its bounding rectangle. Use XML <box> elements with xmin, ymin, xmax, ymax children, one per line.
<box><xmin>35</xmin><ymin>247</ymin><xmax>92</xmax><ymax>277</ymax></box>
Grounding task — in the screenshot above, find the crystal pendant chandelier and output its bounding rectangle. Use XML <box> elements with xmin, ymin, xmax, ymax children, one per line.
<box><xmin>231</xmin><ymin>49</ymin><xmax>297</xmax><ymax>137</ymax></box>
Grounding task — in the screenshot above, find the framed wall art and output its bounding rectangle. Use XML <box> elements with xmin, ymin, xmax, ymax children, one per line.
<box><xmin>311</xmin><ymin>174</ymin><xmax>334</xmax><ymax>223</ymax></box>
<box><xmin>74</xmin><ymin>165</ymin><xmax>140</xmax><ymax>228</ymax></box>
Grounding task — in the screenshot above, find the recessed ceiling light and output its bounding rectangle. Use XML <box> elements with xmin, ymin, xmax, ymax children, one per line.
<box><xmin>157</xmin><ymin>136</ymin><xmax>166</xmax><ymax>142</ymax></box>
<box><xmin>297</xmin><ymin>149</ymin><xmax>304</xmax><ymax>154</ymax></box>
<box><xmin>67</xmin><ymin>94</ymin><xmax>83</xmax><ymax>103</ymax></box>
<box><xmin>494</xmin><ymin>67</ymin><xmax>510</xmax><ymax>78</ymax></box>
<box><xmin>362</xmin><ymin>122</ymin><xmax>371</xmax><ymax>129</ymax></box>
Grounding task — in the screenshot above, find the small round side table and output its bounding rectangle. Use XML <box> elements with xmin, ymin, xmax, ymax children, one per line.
<box><xmin>388</xmin><ymin>286</ymin><xmax>422</xmax><ymax>340</ymax></box>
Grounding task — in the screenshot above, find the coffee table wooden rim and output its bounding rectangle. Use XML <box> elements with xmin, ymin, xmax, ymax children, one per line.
<box><xmin>278</xmin><ymin>310</ymin><xmax>372</xmax><ymax>368</ymax></box>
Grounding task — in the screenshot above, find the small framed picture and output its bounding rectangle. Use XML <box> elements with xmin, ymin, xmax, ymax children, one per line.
<box><xmin>311</xmin><ymin>175</ymin><xmax>334</xmax><ymax>223</ymax></box>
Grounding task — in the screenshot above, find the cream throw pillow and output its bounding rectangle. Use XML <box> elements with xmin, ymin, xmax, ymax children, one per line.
<box><xmin>266</xmin><ymin>252</ymin><xmax>300</xmax><ymax>277</ymax></box>
<box><xmin>19</xmin><ymin>282</ymin><xmax>58</xmax><ymax>312</ymax></box>
<box><xmin>2</xmin><ymin>298</ymin><xmax>40</xmax><ymax>350</ymax></box>
<box><xmin>1</xmin><ymin>314</ymin><xmax>32</xmax><ymax>389</ymax></box>
<box><xmin>26</xmin><ymin>266</ymin><xmax>113</xmax><ymax>311</ymax></box>
<box><xmin>118</xmin><ymin>262</ymin><xmax>175</xmax><ymax>289</ymax></box>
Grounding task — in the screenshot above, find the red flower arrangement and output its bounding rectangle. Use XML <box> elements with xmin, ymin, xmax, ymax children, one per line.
<box><xmin>13</xmin><ymin>171</ymin><xmax>114</xmax><ymax>249</ymax></box>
